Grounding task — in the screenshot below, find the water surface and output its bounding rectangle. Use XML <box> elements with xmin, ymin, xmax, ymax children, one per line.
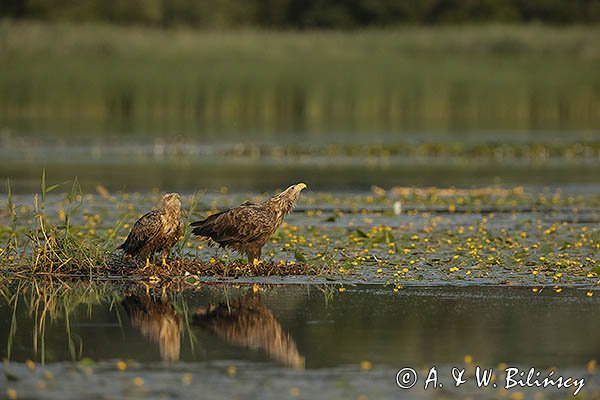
<box><xmin>1</xmin><ymin>282</ymin><xmax>598</xmax><ymax>399</ymax></box>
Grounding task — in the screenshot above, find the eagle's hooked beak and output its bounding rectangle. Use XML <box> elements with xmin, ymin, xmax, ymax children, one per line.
<box><xmin>296</xmin><ymin>183</ymin><xmax>307</xmax><ymax>191</ymax></box>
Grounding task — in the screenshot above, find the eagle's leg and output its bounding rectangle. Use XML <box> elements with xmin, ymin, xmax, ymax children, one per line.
<box><xmin>141</xmin><ymin>281</ymin><xmax>151</xmax><ymax>295</ymax></box>
<box><xmin>247</xmin><ymin>247</ymin><xmax>261</xmax><ymax>266</ymax></box>
<box><xmin>139</xmin><ymin>247</ymin><xmax>153</xmax><ymax>269</ymax></box>
<box><xmin>161</xmin><ymin>249</ymin><xmax>170</xmax><ymax>268</ymax></box>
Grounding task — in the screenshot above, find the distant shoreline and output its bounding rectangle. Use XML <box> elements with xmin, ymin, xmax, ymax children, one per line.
<box><xmin>1</xmin><ymin>22</ymin><xmax>598</xmax><ymax>134</ymax></box>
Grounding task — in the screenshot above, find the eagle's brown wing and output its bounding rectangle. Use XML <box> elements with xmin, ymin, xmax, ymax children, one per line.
<box><xmin>191</xmin><ymin>205</ymin><xmax>273</xmax><ymax>246</ymax></box>
<box><xmin>119</xmin><ymin>210</ymin><xmax>164</xmax><ymax>256</ymax></box>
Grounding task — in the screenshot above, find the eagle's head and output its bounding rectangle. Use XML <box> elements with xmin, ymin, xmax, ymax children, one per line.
<box><xmin>281</xmin><ymin>182</ymin><xmax>307</xmax><ymax>200</ymax></box>
<box><xmin>160</xmin><ymin>193</ymin><xmax>181</xmax><ymax>214</ymax></box>
<box><xmin>270</xmin><ymin>183</ymin><xmax>307</xmax><ymax>214</ymax></box>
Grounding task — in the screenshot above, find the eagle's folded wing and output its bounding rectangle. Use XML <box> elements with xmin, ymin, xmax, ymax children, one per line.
<box><xmin>120</xmin><ymin>210</ymin><xmax>163</xmax><ymax>254</ymax></box>
<box><xmin>191</xmin><ymin>206</ymin><xmax>272</xmax><ymax>245</ymax></box>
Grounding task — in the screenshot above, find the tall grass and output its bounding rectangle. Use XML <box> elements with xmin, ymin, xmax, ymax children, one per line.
<box><xmin>0</xmin><ymin>22</ymin><xmax>598</xmax><ymax>137</ymax></box>
<box><xmin>174</xmin><ymin>190</ymin><xmax>203</xmax><ymax>258</ymax></box>
<box><xmin>3</xmin><ymin>172</ymin><xmax>114</xmax><ymax>275</ymax></box>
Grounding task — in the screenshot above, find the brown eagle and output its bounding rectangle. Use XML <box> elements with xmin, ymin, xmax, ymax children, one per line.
<box><xmin>119</xmin><ymin>193</ymin><xmax>183</xmax><ymax>262</ymax></box>
<box><xmin>191</xmin><ymin>183</ymin><xmax>307</xmax><ymax>262</ymax></box>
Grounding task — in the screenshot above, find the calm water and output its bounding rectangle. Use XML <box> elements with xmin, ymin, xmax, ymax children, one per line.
<box><xmin>0</xmin><ymin>282</ymin><xmax>598</xmax><ymax>399</ymax></box>
<box><xmin>0</xmin><ymin>128</ymin><xmax>599</xmax><ymax>193</ymax></box>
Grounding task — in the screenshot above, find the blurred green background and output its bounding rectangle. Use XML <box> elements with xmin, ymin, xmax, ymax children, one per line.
<box><xmin>4</xmin><ymin>0</ymin><xmax>600</xmax><ymax>26</ymax></box>
<box><xmin>0</xmin><ymin>1</ymin><xmax>598</xmax><ymax>192</ymax></box>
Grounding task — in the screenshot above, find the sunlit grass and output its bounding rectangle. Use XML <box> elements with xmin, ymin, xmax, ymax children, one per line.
<box><xmin>2</xmin><ymin>173</ymin><xmax>114</xmax><ymax>276</ymax></box>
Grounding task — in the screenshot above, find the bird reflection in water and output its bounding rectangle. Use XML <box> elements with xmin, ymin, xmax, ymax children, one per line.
<box><xmin>193</xmin><ymin>290</ymin><xmax>305</xmax><ymax>369</ymax></box>
<box><xmin>122</xmin><ymin>292</ymin><xmax>183</xmax><ymax>362</ymax></box>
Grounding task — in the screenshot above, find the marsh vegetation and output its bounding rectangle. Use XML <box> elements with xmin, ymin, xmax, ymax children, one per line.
<box><xmin>0</xmin><ymin>177</ymin><xmax>598</xmax><ymax>292</ymax></box>
<box><xmin>2</xmin><ymin>23</ymin><xmax>599</xmax><ymax>139</ymax></box>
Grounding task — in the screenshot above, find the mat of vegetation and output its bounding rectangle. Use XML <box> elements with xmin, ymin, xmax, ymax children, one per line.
<box><xmin>1</xmin><ymin>180</ymin><xmax>598</xmax><ymax>291</ymax></box>
<box><xmin>1</xmin><ymin>22</ymin><xmax>599</xmax><ymax>136</ymax></box>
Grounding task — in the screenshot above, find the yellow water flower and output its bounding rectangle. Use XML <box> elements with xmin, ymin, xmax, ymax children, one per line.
<box><xmin>511</xmin><ymin>391</ymin><xmax>524</xmax><ymax>400</ymax></box>
<box><xmin>587</xmin><ymin>360</ymin><xmax>597</xmax><ymax>373</ymax></box>
<box><xmin>182</xmin><ymin>373</ymin><xmax>193</xmax><ymax>385</ymax></box>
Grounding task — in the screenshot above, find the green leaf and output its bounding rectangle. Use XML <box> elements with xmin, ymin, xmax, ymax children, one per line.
<box><xmin>45</xmin><ymin>184</ymin><xmax>60</xmax><ymax>193</ymax></box>
<box><xmin>355</xmin><ymin>229</ymin><xmax>368</xmax><ymax>238</ymax></box>
<box><xmin>294</xmin><ymin>250</ymin><xmax>307</xmax><ymax>263</ymax></box>
<box><xmin>79</xmin><ymin>357</ymin><xmax>96</xmax><ymax>367</ymax></box>
<box><xmin>184</xmin><ymin>274</ymin><xmax>199</xmax><ymax>285</ymax></box>
<box><xmin>384</xmin><ymin>231</ymin><xmax>395</xmax><ymax>243</ymax></box>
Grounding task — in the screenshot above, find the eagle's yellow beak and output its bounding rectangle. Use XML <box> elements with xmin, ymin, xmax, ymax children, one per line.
<box><xmin>296</xmin><ymin>183</ymin><xmax>307</xmax><ymax>190</ymax></box>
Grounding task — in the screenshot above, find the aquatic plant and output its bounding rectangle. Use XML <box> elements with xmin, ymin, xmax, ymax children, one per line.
<box><xmin>0</xmin><ymin>172</ymin><xmax>598</xmax><ymax>288</ymax></box>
